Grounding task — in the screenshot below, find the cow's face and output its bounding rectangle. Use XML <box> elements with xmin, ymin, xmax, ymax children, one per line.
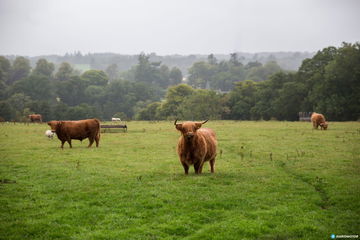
<box><xmin>320</xmin><ymin>122</ymin><xmax>328</xmax><ymax>130</ymax></box>
<box><xmin>175</xmin><ymin>120</ymin><xmax>208</xmax><ymax>141</ymax></box>
<box><xmin>47</xmin><ymin>121</ymin><xmax>60</xmax><ymax>132</ymax></box>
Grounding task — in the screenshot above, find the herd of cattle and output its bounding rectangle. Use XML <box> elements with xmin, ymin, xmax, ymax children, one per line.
<box><xmin>27</xmin><ymin>112</ymin><xmax>329</xmax><ymax>174</ymax></box>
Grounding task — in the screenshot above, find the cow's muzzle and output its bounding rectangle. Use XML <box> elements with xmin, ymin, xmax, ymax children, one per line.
<box><xmin>185</xmin><ymin>132</ymin><xmax>194</xmax><ymax>140</ymax></box>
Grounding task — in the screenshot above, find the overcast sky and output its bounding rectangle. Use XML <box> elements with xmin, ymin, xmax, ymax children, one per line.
<box><xmin>0</xmin><ymin>0</ymin><xmax>359</xmax><ymax>56</ymax></box>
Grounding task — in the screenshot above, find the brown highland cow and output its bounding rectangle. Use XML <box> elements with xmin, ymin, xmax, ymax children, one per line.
<box><xmin>47</xmin><ymin>118</ymin><xmax>101</xmax><ymax>148</ymax></box>
<box><xmin>311</xmin><ymin>112</ymin><xmax>328</xmax><ymax>130</ymax></box>
<box><xmin>175</xmin><ymin>120</ymin><xmax>217</xmax><ymax>174</ymax></box>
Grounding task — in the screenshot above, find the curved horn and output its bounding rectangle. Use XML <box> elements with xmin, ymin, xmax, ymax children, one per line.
<box><xmin>174</xmin><ymin>119</ymin><xmax>178</xmax><ymax>125</ymax></box>
<box><xmin>202</xmin><ymin>120</ymin><xmax>208</xmax><ymax>124</ymax></box>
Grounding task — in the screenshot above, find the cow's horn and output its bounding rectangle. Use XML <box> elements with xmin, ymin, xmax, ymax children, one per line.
<box><xmin>174</xmin><ymin>119</ymin><xmax>178</xmax><ymax>125</ymax></box>
<box><xmin>202</xmin><ymin>120</ymin><xmax>208</xmax><ymax>124</ymax></box>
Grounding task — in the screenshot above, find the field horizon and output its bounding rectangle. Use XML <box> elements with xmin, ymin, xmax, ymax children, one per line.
<box><xmin>1</xmin><ymin>121</ymin><xmax>359</xmax><ymax>239</ymax></box>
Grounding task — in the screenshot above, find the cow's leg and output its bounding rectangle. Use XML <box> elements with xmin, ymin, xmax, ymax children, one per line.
<box><xmin>95</xmin><ymin>133</ymin><xmax>100</xmax><ymax>147</ymax></box>
<box><xmin>61</xmin><ymin>140</ymin><xmax>66</xmax><ymax>149</ymax></box>
<box><xmin>181</xmin><ymin>162</ymin><xmax>189</xmax><ymax>175</ymax></box>
<box><xmin>194</xmin><ymin>161</ymin><xmax>201</xmax><ymax>174</ymax></box>
<box><xmin>210</xmin><ymin>158</ymin><xmax>215</xmax><ymax>173</ymax></box>
<box><xmin>67</xmin><ymin>139</ymin><xmax>72</xmax><ymax>148</ymax></box>
<box><xmin>198</xmin><ymin>161</ymin><xmax>206</xmax><ymax>174</ymax></box>
<box><xmin>88</xmin><ymin>137</ymin><xmax>95</xmax><ymax>147</ymax></box>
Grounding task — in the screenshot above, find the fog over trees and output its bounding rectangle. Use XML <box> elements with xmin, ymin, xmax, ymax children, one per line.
<box><xmin>0</xmin><ymin>42</ymin><xmax>359</xmax><ymax>122</ymax></box>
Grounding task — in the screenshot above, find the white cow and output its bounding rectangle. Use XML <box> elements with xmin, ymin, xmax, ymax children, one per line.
<box><xmin>45</xmin><ymin>129</ymin><xmax>54</xmax><ymax>139</ymax></box>
<box><xmin>111</xmin><ymin>118</ymin><xmax>121</xmax><ymax>121</ymax></box>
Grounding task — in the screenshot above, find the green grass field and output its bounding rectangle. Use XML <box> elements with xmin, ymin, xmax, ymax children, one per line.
<box><xmin>1</xmin><ymin>121</ymin><xmax>359</xmax><ymax>240</ymax></box>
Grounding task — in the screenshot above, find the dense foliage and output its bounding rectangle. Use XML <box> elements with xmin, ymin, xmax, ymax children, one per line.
<box><xmin>0</xmin><ymin>42</ymin><xmax>359</xmax><ymax>121</ymax></box>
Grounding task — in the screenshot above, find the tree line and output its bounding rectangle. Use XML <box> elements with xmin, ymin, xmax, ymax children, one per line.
<box><xmin>137</xmin><ymin>42</ymin><xmax>360</xmax><ymax>121</ymax></box>
<box><xmin>0</xmin><ymin>42</ymin><xmax>359</xmax><ymax>122</ymax></box>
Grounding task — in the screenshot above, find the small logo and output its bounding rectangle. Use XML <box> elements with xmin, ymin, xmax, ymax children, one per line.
<box><xmin>331</xmin><ymin>234</ymin><xmax>336</xmax><ymax>239</ymax></box>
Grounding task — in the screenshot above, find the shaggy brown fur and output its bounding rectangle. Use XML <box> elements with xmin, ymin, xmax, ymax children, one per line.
<box><xmin>175</xmin><ymin>120</ymin><xmax>217</xmax><ymax>174</ymax></box>
<box><xmin>47</xmin><ymin>119</ymin><xmax>100</xmax><ymax>148</ymax></box>
<box><xmin>28</xmin><ymin>114</ymin><xmax>42</xmax><ymax>123</ymax></box>
<box><xmin>311</xmin><ymin>112</ymin><xmax>328</xmax><ymax>130</ymax></box>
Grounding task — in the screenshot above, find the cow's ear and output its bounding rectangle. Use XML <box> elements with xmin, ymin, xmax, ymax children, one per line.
<box><xmin>195</xmin><ymin>123</ymin><xmax>202</xmax><ymax>129</ymax></box>
<box><xmin>175</xmin><ymin>124</ymin><xmax>183</xmax><ymax>131</ymax></box>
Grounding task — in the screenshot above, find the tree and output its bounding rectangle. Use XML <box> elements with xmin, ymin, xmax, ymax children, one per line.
<box><xmin>0</xmin><ymin>101</ymin><xmax>14</xmax><ymax>120</ymax></box>
<box><xmin>0</xmin><ymin>56</ymin><xmax>11</xmax><ymax>84</ymax></box>
<box><xmin>84</xmin><ymin>85</ymin><xmax>106</xmax><ymax>104</ymax></box>
<box><xmin>7</xmin><ymin>93</ymin><xmax>31</xmax><ymax>114</ymax></box>
<box><xmin>55</xmin><ymin>62</ymin><xmax>74</xmax><ymax>81</ymax></box>
<box><xmin>303</xmin><ymin>43</ymin><xmax>360</xmax><ymax>120</ymax></box>
<box><xmin>33</xmin><ymin>59</ymin><xmax>55</xmax><ymax>77</ymax></box>
<box><xmin>273</xmin><ymin>81</ymin><xmax>306</xmax><ymax>120</ymax></box>
<box><xmin>227</xmin><ymin>80</ymin><xmax>258</xmax><ymax>120</ymax></box>
<box><xmin>52</xmin><ymin>102</ymin><xmax>69</xmax><ymax>120</ymax></box>
<box><xmin>55</xmin><ymin>76</ymin><xmax>86</xmax><ymax>106</ymax></box>
<box><xmin>169</xmin><ymin>67</ymin><xmax>183</xmax><ymax>86</ymax></box>
<box><xmin>27</xmin><ymin>100</ymin><xmax>52</xmax><ymax>121</ymax></box>
<box><xmin>135</xmin><ymin>102</ymin><xmax>161</xmax><ymax>120</ymax></box>
<box><xmin>11</xmin><ymin>74</ymin><xmax>53</xmax><ymax>101</ymax></box>
<box><xmin>0</xmin><ymin>80</ymin><xmax>7</xmax><ymax>100</ymax></box>
<box><xmin>179</xmin><ymin>90</ymin><xmax>224</xmax><ymax>120</ymax></box>
<box><xmin>245</xmin><ymin>61</ymin><xmax>282</xmax><ymax>82</ymax></box>
<box><xmin>230</xmin><ymin>52</ymin><xmax>241</xmax><ymax>66</ymax></box>
<box><xmin>133</xmin><ymin>53</ymin><xmax>172</xmax><ymax>88</ymax></box>
<box><xmin>8</xmin><ymin>56</ymin><xmax>31</xmax><ymax>85</ymax></box>
<box><xmin>187</xmin><ymin>62</ymin><xmax>215</xmax><ymax>88</ymax></box>
<box><xmin>81</xmin><ymin>70</ymin><xmax>109</xmax><ymax>86</ymax></box>
<box><xmin>245</xmin><ymin>61</ymin><xmax>262</xmax><ymax>69</ymax></box>
<box><xmin>66</xmin><ymin>103</ymin><xmax>98</xmax><ymax>120</ymax></box>
<box><xmin>105</xmin><ymin>64</ymin><xmax>119</xmax><ymax>82</ymax></box>
<box><xmin>296</xmin><ymin>43</ymin><xmax>360</xmax><ymax>120</ymax></box>
<box><xmin>134</xmin><ymin>53</ymin><xmax>152</xmax><ymax>83</ymax></box>
<box><xmin>207</xmin><ymin>54</ymin><xmax>217</xmax><ymax>65</ymax></box>
<box><xmin>157</xmin><ymin>84</ymin><xmax>194</xmax><ymax>119</ymax></box>
<box><xmin>158</xmin><ymin>65</ymin><xmax>170</xmax><ymax>88</ymax></box>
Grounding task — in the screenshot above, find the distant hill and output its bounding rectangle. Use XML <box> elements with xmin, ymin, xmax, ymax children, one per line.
<box><xmin>5</xmin><ymin>51</ymin><xmax>314</xmax><ymax>75</ymax></box>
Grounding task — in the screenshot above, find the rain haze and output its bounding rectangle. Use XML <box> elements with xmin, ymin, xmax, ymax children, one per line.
<box><xmin>0</xmin><ymin>0</ymin><xmax>359</xmax><ymax>56</ymax></box>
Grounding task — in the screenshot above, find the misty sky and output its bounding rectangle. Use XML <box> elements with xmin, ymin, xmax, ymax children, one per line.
<box><xmin>0</xmin><ymin>0</ymin><xmax>359</xmax><ymax>56</ymax></box>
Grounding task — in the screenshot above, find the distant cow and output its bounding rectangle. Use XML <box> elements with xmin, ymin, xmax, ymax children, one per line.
<box><xmin>175</xmin><ymin>120</ymin><xmax>217</xmax><ymax>174</ymax></box>
<box><xmin>111</xmin><ymin>117</ymin><xmax>121</xmax><ymax>121</ymax></box>
<box><xmin>47</xmin><ymin>118</ymin><xmax>101</xmax><ymax>148</ymax></box>
<box><xmin>29</xmin><ymin>114</ymin><xmax>42</xmax><ymax>123</ymax></box>
<box><xmin>311</xmin><ymin>112</ymin><xmax>328</xmax><ymax>130</ymax></box>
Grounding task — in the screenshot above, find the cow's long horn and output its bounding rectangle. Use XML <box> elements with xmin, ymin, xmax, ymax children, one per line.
<box><xmin>202</xmin><ymin>120</ymin><xmax>208</xmax><ymax>124</ymax></box>
<box><xmin>174</xmin><ymin>119</ymin><xmax>178</xmax><ymax>125</ymax></box>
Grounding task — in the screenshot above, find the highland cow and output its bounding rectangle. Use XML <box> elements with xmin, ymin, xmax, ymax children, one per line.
<box><xmin>47</xmin><ymin>119</ymin><xmax>101</xmax><ymax>148</ymax></box>
<box><xmin>311</xmin><ymin>112</ymin><xmax>328</xmax><ymax>130</ymax></box>
<box><xmin>29</xmin><ymin>114</ymin><xmax>42</xmax><ymax>123</ymax></box>
<box><xmin>175</xmin><ymin>120</ymin><xmax>217</xmax><ymax>174</ymax></box>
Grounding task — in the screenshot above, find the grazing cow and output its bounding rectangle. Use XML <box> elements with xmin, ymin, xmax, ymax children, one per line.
<box><xmin>45</xmin><ymin>130</ymin><xmax>54</xmax><ymax>139</ymax></box>
<box><xmin>175</xmin><ymin>120</ymin><xmax>217</xmax><ymax>174</ymax></box>
<box><xmin>29</xmin><ymin>114</ymin><xmax>42</xmax><ymax>123</ymax></box>
<box><xmin>47</xmin><ymin>118</ymin><xmax>101</xmax><ymax>148</ymax></box>
<box><xmin>311</xmin><ymin>112</ymin><xmax>328</xmax><ymax>130</ymax></box>
<box><xmin>111</xmin><ymin>117</ymin><xmax>121</xmax><ymax>121</ymax></box>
